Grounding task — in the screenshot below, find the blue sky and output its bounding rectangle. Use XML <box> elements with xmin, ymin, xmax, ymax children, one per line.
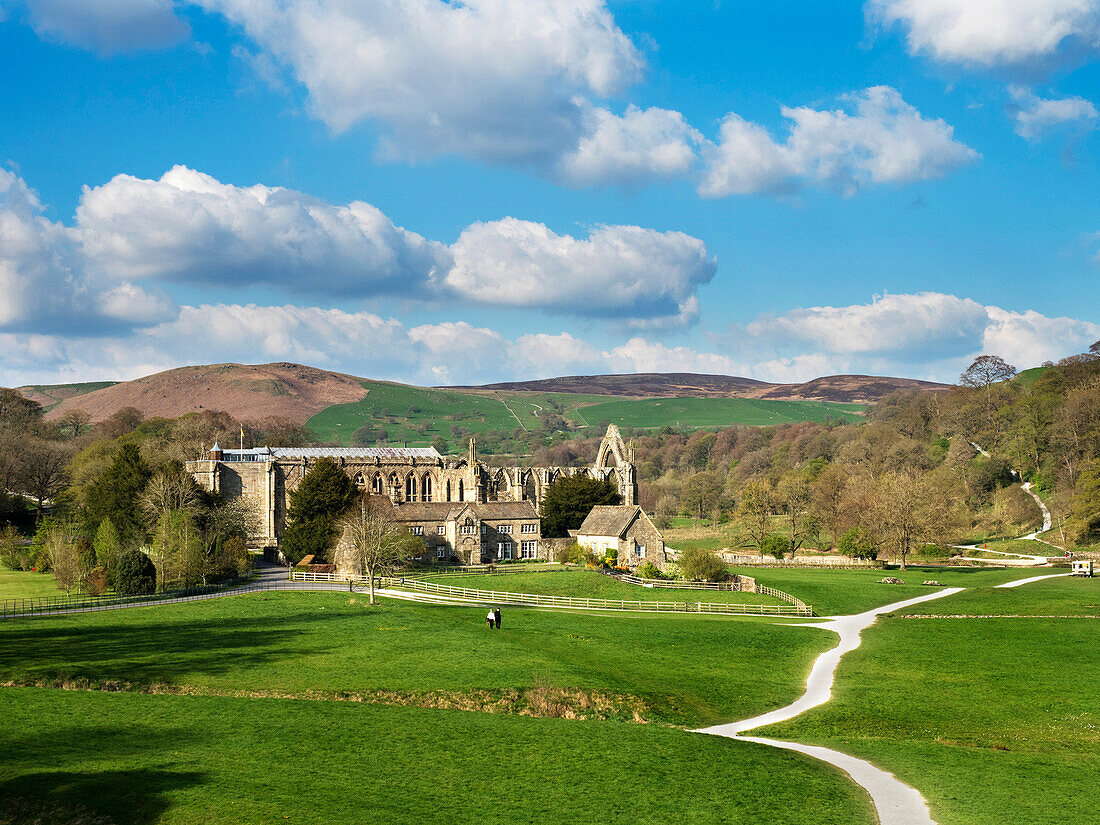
<box><xmin>0</xmin><ymin>0</ymin><xmax>1098</xmax><ymax>387</ymax></box>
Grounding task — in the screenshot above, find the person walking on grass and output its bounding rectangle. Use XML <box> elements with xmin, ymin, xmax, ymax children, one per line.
<box><xmin>494</xmin><ymin>607</ymin><xmax>502</xmax><ymax>629</ymax></box>
<box><xmin>486</xmin><ymin>608</ymin><xmax>495</xmax><ymax>629</ymax></box>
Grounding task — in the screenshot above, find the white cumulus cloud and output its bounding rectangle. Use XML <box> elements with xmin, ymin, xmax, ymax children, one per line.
<box><xmin>558</xmin><ymin>104</ymin><xmax>703</xmax><ymax>187</ymax></box>
<box><xmin>868</xmin><ymin>0</ymin><xmax>1100</xmax><ymax>72</ymax></box>
<box><xmin>197</xmin><ymin>0</ymin><xmax>643</xmax><ymax>167</ymax></box>
<box><xmin>445</xmin><ymin>218</ymin><xmax>715</xmax><ymax>323</ymax></box>
<box><xmin>8</xmin><ymin>0</ymin><xmax>189</xmax><ymax>54</ymax></box>
<box><xmin>1008</xmin><ymin>85</ymin><xmax>1099</xmax><ymax>138</ymax></box>
<box><xmin>77</xmin><ymin>165</ymin><xmax>450</xmax><ymax>298</ymax></box>
<box><xmin>699</xmin><ymin>86</ymin><xmax>978</xmax><ymax>197</ymax></box>
<box><xmin>1</xmin><ymin>166</ymin><xmax>715</xmax><ymax>330</ymax></box>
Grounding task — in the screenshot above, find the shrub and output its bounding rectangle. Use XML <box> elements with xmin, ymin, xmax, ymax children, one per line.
<box><xmin>838</xmin><ymin>527</ymin><xmax>878</xmax><ymax>560</ymax></box>
<box><xmin>114</xmin><ymin>549</ymin><xmax>156</xmax><ymax>596</ymax></box>
<box><xmin>84</xmin><ymin>566</ymin><xmax>108</xmax><ymax>596</ymax></box>
<box><xmin>635</xmin><ymin>561</ymin><xmax>666</xmax><ymax>580</ymax></box>
<box><xmin>677</xmin><ymin>546</ymin><xmax>727</xmax><ymax>582</ymax></box>
<box><xmin>919</xmin><ymin>543</ymin><xmax>952</xmax><ymax>559</ymax></box>
<box><xmin>0</xmin><ymin>524</ymin><xmax>29</xmax><ymax>570</ymax></box>
<box><xmin>603</xmin><ymin>548</ymin><xmax>618</xmax><ymax>566</ymax></box>
<box><xmin>558</xmin><ymin>541</ymin><xmax>597</xmax><ymax>567</ymax></box>
<box><xmin>760</xmin><ymin>533</ymin><xmax>791</xmax><ymax>560</ymax></box>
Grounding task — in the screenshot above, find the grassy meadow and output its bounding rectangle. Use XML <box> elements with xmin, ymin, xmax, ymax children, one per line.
<box><xmin>0</xmin><ymin>688</ymin><xmax>875</xmax><ymax>825</ymax></box>
<box><xmin>0</xmin><ymin>565</ymin><xmax>62</xmax><ymax>600</ymax></box>
<box><xmin>420</xmin><ymin>569</ymin><xmax>789</xmax><ymax>606</ymax></box>
<box><xmin>306</xmin><ymin>381</ymin><xmax>867</xmax><ymax>446</ymax></box>
<box><xmin>1</xmin><ymin>564</ymin><xmax>1091</xmax><ymax>824</ymax></box>
<box><xmin>576</xmin><ymin>396</ymin><xmax>864</xmax><ymax>429</ymax></box>
<box><xmin>725</xmin><ymin>566</ymin><xmax>1040</xmax><ymax>615</ymax></box>
<box><xmin>0</xmin><ymin>591</ymin><xmax>830</xmax><ymax>727</ymax></box>
<box><xmin>901</xmin><ymin>574</ymin><xmax>1099</xmax><ymax>616</ymax></box>
<box><xmin>758</xmin><ymin>612</ymin><xmax>1100</xmax><ymax>825</ymax></box>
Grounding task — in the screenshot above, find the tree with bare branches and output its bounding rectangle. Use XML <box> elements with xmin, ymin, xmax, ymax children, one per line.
<box><xmin>335</xmin><ymin>497</ymin><xmax>421</xmax><ymax>604</ymax></box>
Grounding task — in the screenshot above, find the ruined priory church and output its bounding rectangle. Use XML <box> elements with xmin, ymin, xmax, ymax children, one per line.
<box><xmin>186</xmin><ymin>425</ymin><xmax>638</xmax><ymax>552</ymax></box>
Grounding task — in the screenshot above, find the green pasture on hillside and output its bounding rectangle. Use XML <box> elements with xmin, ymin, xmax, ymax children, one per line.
<box><xmin>307</xmin><ymin>382</ymin><xmax>519</xmax><ymax>446</ymax></box>
<box><xmin>419</xmin><ymin>569</ymin><xmax>789</xmax><ymax>606</ymax></box>
<box><xmin>0</xmin><ymin>689</ymin><xmax>874</xmax><ymax>825</ymax></box>
<box><xmin>759</xmin><ymin>615</ymin><xmax>1100</xmax><ymax>825</ymax></box>
<box><xmin>0</xmin><ymin>591</ymin><xmax>830</xmax><ymax>727</ymax></box>
<box><xmin>307</xmin><ymin>382</ymin><xmax>867</xmax><ymax>446</ymax></box>
<box><xmin>576</xmin><ymin>397</ymin><xmax>864</xmax><ymax>429</ymax></box>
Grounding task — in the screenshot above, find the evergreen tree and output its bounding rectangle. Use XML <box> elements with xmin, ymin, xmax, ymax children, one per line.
<box><xmin>281</xmin><ymin>457</ymin><xmax>358</xmax><ymax>563</ymax></box>
<box><xmin>84</xmin><ymin>444</ymin><xmax>152</xmax><ymax>545</ymax></box>
<box><xmin>114</xmin><ymin>549</ymin><xmax>156</xmax><ymax>596</ymax></box>
<box><xmin>540</xmin><ymin>476</ymin><xmax>621</xmax><ymax>538</ymax></box>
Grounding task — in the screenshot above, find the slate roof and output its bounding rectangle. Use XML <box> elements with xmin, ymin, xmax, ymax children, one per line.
<box><xmin>577</xmin><ymin>505</ymin><xmax>642</xmax><ymax>538</ymax></box>
<box><xmin>387</xmin><ymin>499</ymin><xmax>538</xmax><ymax>523</ymax></box>
<box><xmin>218</xmin><ymin>446</ymin><xmax>441</xmax><ymax>462</ymax></box>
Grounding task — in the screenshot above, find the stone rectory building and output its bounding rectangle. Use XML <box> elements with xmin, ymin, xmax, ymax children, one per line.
<box><xmin>186</xmin><ymin>425</ymin><xmax>640</xmax><ymax>565</ymax></box>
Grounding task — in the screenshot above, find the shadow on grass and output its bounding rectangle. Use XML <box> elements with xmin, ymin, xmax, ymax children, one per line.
<box><xmin>0</xmin><ymin>610</ymin><xmax>336</xmax><ymax>685</ymax></box>
<box><xmin>0</xmin><ymin>723</ymin><xmax>205</xmax><ymax>825</ymax></box>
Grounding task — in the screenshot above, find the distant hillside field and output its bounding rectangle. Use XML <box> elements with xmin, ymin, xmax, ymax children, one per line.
<box><xmin>469</xmin><ymin>372</ymin><xmax>950</xmax><ymax>403</ymax></box>
<box><xmin>16</xmin><ymin>381</ymin><xmax>119</xmax><ymax>412</ymax></box>
<box><xmin>574</xmin><ymin>397</ymin><xmax>864</xmax><ymax>429</ymax></box>
<box><xmin>307</xmin><ymin>382</ymin><xmax>865</xmax><ymax>446</ymax></box>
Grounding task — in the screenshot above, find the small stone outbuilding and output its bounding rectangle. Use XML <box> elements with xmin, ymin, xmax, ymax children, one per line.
<box><xmin>576</xmin><ymin>505</ymin><xmax>666</xmax><ymax>570</ymax></box>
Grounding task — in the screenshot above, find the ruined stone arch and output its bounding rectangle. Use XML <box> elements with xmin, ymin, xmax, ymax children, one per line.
<box><xmin>372</xmin><ymin>473</ymin><xmax>384</xmax><ymax>494</ymax></box>
<box><xmin>594</xmin><ymin>424</ymin><xmax>627</xmax><ymax>471</ymax></box>
<box><xmin>422</xmin><ymin>473</ymin><xmax>433</xmax><ymax>502</ymax></box>
<box><xmin>353</xmin><ymin>471</ymin><xmax>367</xmax><ymax>490</ymax></box>
<box><xmin>405</xmin><ymin>474</ymin><xmax>418</xmax><ymax>501</ymax></box>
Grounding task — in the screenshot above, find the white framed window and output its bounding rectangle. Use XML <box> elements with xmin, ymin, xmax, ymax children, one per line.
<box><xmin>461</xmin><ymin>524</ymin><xmax>475</xmax><ymax>535</ymax></box>
<box><xmin>436</xmin><ymin>547</ymin><xmax>447</xmax><ymax>559</ymax></box>
<box><xmin>437</xmin><ymin>524</ymin><xmax>446</xmax><ymax>535</ymax></box>
<box><xmin>500</xmin><ymin>542</ymin><xmax>513</xmax><ymax>560</ymax></box>
<box><xmin>520</xmin><ymin>541</ymin><xmax>538</xmax><ymax>559</ymax></box>
<box><xmin>410</xmin><ymin>526</ymin><xmax>423</xmax><ymax>536</ymax></box>
<box><xmin>498</xmin><ymin>524</ymin><xmax>513</xmax><ymax>535</ymax></box>
<box><xmin>521</xmin><ymin>523</ymin><xmax>537</xmax><ymax>534</ymax></box>
<box><xmin>636</xmin><ymin>543</ymin><xmax>645</xmax><ymax>557</ymax></box>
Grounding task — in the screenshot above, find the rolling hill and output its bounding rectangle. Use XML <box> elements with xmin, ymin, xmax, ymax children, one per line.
<box><xmin>40</xmin><ymin>363</ymin><xmax>368</xmax><ymax>424</ymax></box>
<box><xmin>469</xmin><ymin>372</ymin><xmax>950</xmax><ymax>404</ymax></box>
<box><xmin>18</xmin><ymin>362</ymin><xmax>953</xmax><ymax>446</ymax></box>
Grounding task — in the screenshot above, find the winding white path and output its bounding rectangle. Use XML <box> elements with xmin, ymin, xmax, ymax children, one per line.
<box><xmin>995</xmin><ymin>572</ymin><xmax>1072</xmax><ymax>589</ymax></box>
<box><xmin>694</xmin><ymin>588</ymin><xmax>964</xmax><ymax>825</ymax></box>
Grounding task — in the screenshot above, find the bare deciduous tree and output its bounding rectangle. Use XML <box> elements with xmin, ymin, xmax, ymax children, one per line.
<box><xmin>19</xmin><ymin>439</ymin><xmax>71</xmax><ymax>520</ymax></box>
<box><xmin>335</xmin><ymin>497</ymin><xmax>418</xmax><ymax>604</ymax></box>
<box><xmin>736</xmin><ymin>478</ymin><xmax>775</xmax><ymax>553</ymax></box>
<box><xmin>45</xmin><ymin>521</ymin><xmax>81</xmax><ymax>594</ymax></box>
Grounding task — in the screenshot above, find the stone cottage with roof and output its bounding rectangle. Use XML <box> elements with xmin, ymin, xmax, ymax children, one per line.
<box><xmin>576</xmin><ymin>505</ymin><xmax>667</xmax><ymax>570</ymax></box>
<box><xmin>361</xmin><ymin>497</ymin><xmax>543</xmax><ymax>565</ymax></box>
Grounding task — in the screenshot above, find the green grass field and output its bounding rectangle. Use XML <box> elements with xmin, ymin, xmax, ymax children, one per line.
<box><xmin>575</xmin><ymin>397</ymin><xmax>864</xmax><ymax>429</ymax></box>
<box><xmin>725</xmin><ymin>566</ymin><xmax>1039</xmax><ymax>615</ymax></box>
<box><xmin>420</xmin><ymin>569</ymin><xmax>789</xmax><ymax>606</ymax></box>
<box><xmin>0</xmin><ymin>689</ymin><xmax>874</xmax><ymax>825</ymax></box>
<box><xmin>901</xmin><ymin>574</ymin><xmax>1099</xmax><ymax>616</ymax></box>
<box><xmin>758</xmin><ymin>615</ymin><xmax>1100</xmax><ymax>825</ymax></box>
<box><xmin>306</xmin><ymin>381</ymin><xmax>866</xmax><ymax>446</ymax></box>
<box><xmin>0</xmin><ymin>592</ymin><xmax>829</xmax><ymax>727</ymax></box>
<box><xmin>0</xmin><ymin>565</ymin><xmax>61</xmax><ymax>600</ymax></box>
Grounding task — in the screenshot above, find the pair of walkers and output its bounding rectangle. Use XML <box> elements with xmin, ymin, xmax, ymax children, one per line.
<box><xmin>485</xmin><ymin>607</ymin><xmax>502</xmax><ymax>629</ymax></box>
